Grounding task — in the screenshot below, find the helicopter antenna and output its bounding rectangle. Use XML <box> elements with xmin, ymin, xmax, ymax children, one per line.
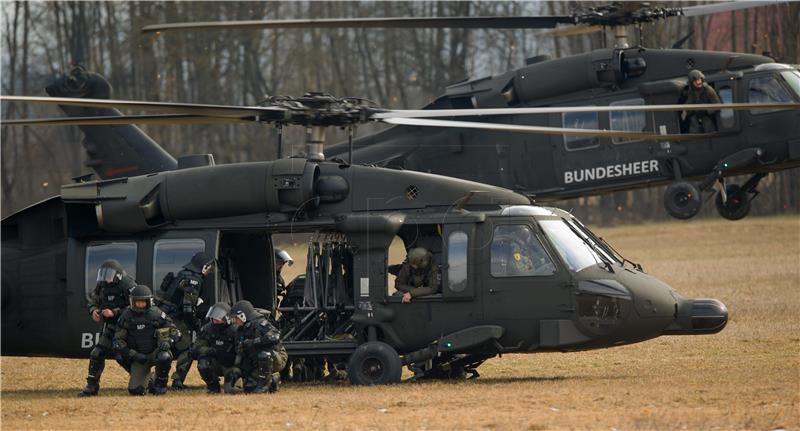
<box><xmin>347</xmin><ymin>125</ymin><xmax>355</xmax><ymax>164</ymax></box>
<box><xmin>276</xmin><ymin>124</ymin><xmax>283</xmax><ymax>159</ymax></box>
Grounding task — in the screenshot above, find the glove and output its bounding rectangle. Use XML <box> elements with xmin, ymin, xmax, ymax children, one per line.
<box><xmin>158</xmin><ymin>341</ymin><xmax>171</xmax><ymax>351</ymax></box>
<box><xmin>134</xmin><ymin>352</ymin><xmax>148</xmax><ymax>364</ymax></box>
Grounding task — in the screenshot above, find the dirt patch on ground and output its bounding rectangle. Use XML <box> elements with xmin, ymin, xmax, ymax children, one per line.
<box><xmin>2</xmin><ymin>216</ymin><xmax>798</xmax><ymax>430</ymax></box>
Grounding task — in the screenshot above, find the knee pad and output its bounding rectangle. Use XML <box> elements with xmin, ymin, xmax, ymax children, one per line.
<box><xmin>129</xmin><ymin>386</ymin><xmax>146</xmax><ymax>396</ymax></box>
<box><xmin>197</xmin><ymin>358</ymin><xmax>211</xmax><ymax>373</ymax></box>
<box><xmin>89</xmin><ymin>346</ymin><xmax>106</xmax><ymax>361</ymax></box>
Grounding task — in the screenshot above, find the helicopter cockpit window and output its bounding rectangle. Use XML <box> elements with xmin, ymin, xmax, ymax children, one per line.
<box><xmin>539</xmin><ymin>219</ymin><xmax>606</xmax><ymax>273</ymax></box>
<box><xmin>84</xmin><ymin>242</ymin><xmax>137</xmax><ymax>301</ymax></box>
<box><xmin>610</xmin><ymin>98</ymin><xmax>646</xmax><ymax>144</ymax></box>
<box><xmin>779</xmin><ymin>70</ymin><xmax>800</xmax><ymax>99</ymax></box>
<box><xmin>153</xmin><ymin>238</ymin><xmax>206</xmax><ymax>290</ymax></box>
<box><xmin>748</xmin><ymin>76</ymin><xmax>794</xmax><ymax>114</ymax></box>
<box><xmin>490</xmin><ymin>225</ymin><xmax>556</xmax><ymax>277</ymax></box>
<box><xmin>562</xmin><ymin>111</ymin><xmax>599</xmax><ymax>150</ymax></box>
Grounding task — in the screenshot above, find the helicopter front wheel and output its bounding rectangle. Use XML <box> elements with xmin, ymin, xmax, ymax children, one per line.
<box><xmin>664</xmin><ymin>181</ymin><xmax>702</xmax><ymax>220</ymax></box>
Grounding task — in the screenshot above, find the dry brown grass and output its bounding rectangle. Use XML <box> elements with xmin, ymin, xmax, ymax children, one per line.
<box><xmin>2</xmin><ymin>216</ymin><xmax>799</xmax><ymax>430</ymax></box>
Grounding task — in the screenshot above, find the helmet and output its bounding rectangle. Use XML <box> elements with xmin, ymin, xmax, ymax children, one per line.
<box><xmin>229</xmin><ymin>300</ymin><xmax>260</xmax><ymax>324</ymax></box>
<box><xmin>688</xmin><ymin>69</ymin><xmax>705</xmax><ymax>82</ymax></box>
<box><xmin>184</xmin><ymin>252</ymin><xmax>214</xmax><ymax>274</ymax></box>
<box><xmin>275</xmin><ymin>249</ymin><xmax>294</xmax><ymax>267</ymax></box>
<box><xmin>129</xmin><ymin>285</ymin><xmax>153</xmax><ymax>312</ymax></box>
<box><xmin>407</xmin><ymin>247</ymin><xmax>431</xmax><ymax>270</ymax></box>
<box><xmin>96</xmin><ymin>259</ymin><xmax>125</xmax><ymax>284</ymax></box>
<box><xmin>206</xmin><ymin>302</ymin><xmax>231</xmax><ymax>324</ymax></box>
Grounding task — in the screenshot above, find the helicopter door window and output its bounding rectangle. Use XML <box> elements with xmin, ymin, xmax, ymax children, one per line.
<box><xmin>490</xmin><ymin>225</ymin><xmax>556</xmax><ymax>277</ymax></box>
<box><xmin>447</xmin><ymin>231</ymin><xmax>468</xmax><ymax>292</ymax></box>
<box><xmin>748</xmin><ymin>76</ymin><xmax>794</xmax><ymax>115</ymax></box>
<box><xmin>717</xmin><ymin>87</ymin><xmax>735</xmax><ymax>129</ymax></box>
<box><xmin>562</xmin><ymin>111</ymin><xmax>599</xmax><ymax>151</ymax></box>
<box><xmin>153</xmin><ymin>238</ymin><xmax>206</xmax><ymax>290</ymax></box>
<box><xmin>84</xmin><ymin>242</ymin><xmax>137</xmax><ymax>301</ymax></box>
<box><xmin>609</xmin><ymin>98</ymin><xmax>646</xmax><ymax>144</ymax></box>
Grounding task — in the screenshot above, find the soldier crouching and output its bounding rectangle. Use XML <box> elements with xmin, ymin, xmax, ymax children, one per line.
<box><xmin>113</xmin><ymin>285</ymin><xmax>180</xmax><ymax>395</ymax></box>
<box><xmin>192</xmin><ymin>302</ymin><xmax>239</xmax><ymax>393</ymax></box>
<box><xmin>229</xmin><ymin>300</ymin><xmax>287</xmax><ymax>393</ymax></box>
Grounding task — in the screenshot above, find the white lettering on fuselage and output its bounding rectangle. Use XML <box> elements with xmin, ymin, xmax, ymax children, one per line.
<box><xmin>564</xmin><ymin>160</ymin><xmax>659</xmax><ymax>184</ymax></box>
<box><xmin>81</xmin><ymin>332</ymin><xmax>101</xmax><ymax>349</ymax></box>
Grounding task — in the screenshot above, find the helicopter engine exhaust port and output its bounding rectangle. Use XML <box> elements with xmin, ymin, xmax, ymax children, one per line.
<box><xmin>663</xmin><ymin>181</ymin><xmax>702</xmax><ymax>219</ymax></box>
<box><xmin>664</xmin><ymin>298</ymin><xmax>728</xmax><ymax>335</ymax></box>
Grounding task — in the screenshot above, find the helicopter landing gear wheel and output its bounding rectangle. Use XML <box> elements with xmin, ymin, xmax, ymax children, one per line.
<box><xmin>347</xmin><ymin>341</ymin><xmax>402</xmax><ymax>385</ymax></box>
<box><xmin>664</xmin><ymin>181</ymin><xmax>702</xmax><ymax>220</ymax></box>
<box><xmin>715</xmin><ymin>184</ymin><xmax>751</xmax><ymax>220</ymax></box>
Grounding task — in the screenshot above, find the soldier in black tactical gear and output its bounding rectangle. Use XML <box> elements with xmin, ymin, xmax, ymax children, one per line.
<box><xmin>158</xmin><ymin>251</ymin><xmax>214</xmax><ymax>390</ymax></box>
<box><xmin>192</xmin><ymin>302</ymin><xmax>239</xmax><ymax>393</ymax></box>
<box><xmin>114</xmin><ymin>285</ymin><xmax>179</xmax><ymax>395</ymax></box>
<box><xmin>229</xmin><ymin>300</ymin><xmax>287</xmax><ymax>393</ymax></box>
<box><xmin>78</xmin><ymin>259</ymin><xmax>137</xmax><ymax>397</ymax></box>
<box><xmin>679</xmin><ymin>69</ymin><xmax>721</xmax><ymax>133</ymax></box>
<box><xmin>274</xmin><ymin>249</ymin><xmax>294</xmax><ymax>296</ymax></box>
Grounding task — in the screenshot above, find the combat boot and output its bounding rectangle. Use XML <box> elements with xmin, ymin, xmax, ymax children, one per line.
<box><xmin>77</xmin><ymin>378</ymin><xmax>99</xmax><ymax>397</ymax></box>
<box><xmin>268</xmin><ymin>373</ymin><xmax>281</xmax><ymax>393</ymax></box>
<box><xmin>171</xmin><ymin>379</ymin><xmax>187</xmax><ymax>390</ymax></box>
<box><xmin>206</xmin><ymin>382</ymin><xmax>221</xmax><ymax>394</ymax></box>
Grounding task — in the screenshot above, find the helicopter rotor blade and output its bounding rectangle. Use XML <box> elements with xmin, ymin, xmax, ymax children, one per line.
<box><xmin>376</xmin><ymin>103</ymin><xmax>800</xmax><ymax>119</ymax></box>
<box><xmin>680</xmin><ymin>1</ymin><xmax>784</xmax><ymax>18</ymax></box>
<box><xmin>540</xmin><ymin>24</ymin><xmax>603</xmax><ymax>39</ymax></box>
<box><xmin>0</xmin><ymin>114</ymin><xmax>252</xmax><ymax>127</ymax></box>
<box><xmin>0</xmin><ymin>95</ymin><xmax>288</xmax><ymax>119</ymax></box>
<box><xmin>141</xmin><ymin>16</ymin><xmax>576</xmax><ymax>34</ymax></box>
<box><xmin>381</xmin><ymin>117</ymin><xmax>710</xmax><ymax>142</ymax></box>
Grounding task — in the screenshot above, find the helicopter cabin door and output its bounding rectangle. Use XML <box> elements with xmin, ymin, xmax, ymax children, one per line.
<box><xmin>480</xmin><ymin>220</ymin><xmax>571</xmax><ymax>348</ymax></box>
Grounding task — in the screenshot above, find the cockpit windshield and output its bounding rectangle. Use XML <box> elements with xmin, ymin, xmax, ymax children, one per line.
<box><xmin>780</xmin><ymin>70</ymin><xmax>800</xmax><ymax>99</ymax></box>
<box><xmin>539</xmin><ymin>219</ymin><xmax>609</xmax><ymax>273</ymax></box>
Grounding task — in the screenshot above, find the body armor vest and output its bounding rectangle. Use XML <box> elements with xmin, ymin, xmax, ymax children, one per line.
<box><xmin>121</xmin><ymin>307</ymin><xmax>167</xmax><ymax>354</ymax></box>
<box><xmin>200</xmin><ymin>322</ymin><xmax>237</xmax><ymax>366</ymax></box>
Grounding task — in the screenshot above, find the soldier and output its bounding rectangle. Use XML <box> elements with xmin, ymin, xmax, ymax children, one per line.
<box><xmin>158</xmin><ymin>251</ymin><xmax>214</xmax><ymax>390</ymax></box>
<box><xmin>113</xmin><ymin>285</ymin><xmax>179</xmax><ymax>395</ymax></box>
<box><xmin>274</xmin><ymin>248</ymin><xmax>294</xmax><ymax>297</ymax></box>
<box><xmin>229</xmin><ymin>300</ymin><xmax>287</xmax><ymax>393</ymax></box>
<box><xmin>678</xmin><ymin>69</ymin><xmax>721</xmax><ymax>133</ymax></box>
<box><xmin>394</xmin><ymin>247</ymin><xmax>440</xmax><ymax>303</ymax></box>
<box><xmin>77</xmin><ymin>259</ymin><xmax>137</xmax><ymax>397</ymax></box>
<box><xmin>192</xmin><ymin>302</ymin><xmax>239</xmax><ymax>393</ymax></box>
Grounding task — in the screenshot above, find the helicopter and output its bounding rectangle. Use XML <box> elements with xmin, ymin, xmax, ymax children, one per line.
<box><xmin>0</xmin><ymin>91</ymin><xmax>736</xmax><ymax>384</ymax></box>
<box><xmin>140</xmin><ymin>1</ymin><xmax>800</xmax><ymax>221</ymax></box>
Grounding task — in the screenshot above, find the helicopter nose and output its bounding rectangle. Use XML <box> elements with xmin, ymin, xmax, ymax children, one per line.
<box><xmin>664</xmin><ymin>298</ymin><xmax>728</xmax><ymax>335</ymax></box>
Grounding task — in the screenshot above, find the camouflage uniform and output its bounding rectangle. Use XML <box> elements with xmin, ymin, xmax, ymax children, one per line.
<box><xmin>679</xmin><ymin>69</ymin><xmax>721</xmax><ymax>133</ymax></box>
<box><xmin>395</xmin><ymin>248</ymin><xmax>441</xmax><ymax>298</ymax></box>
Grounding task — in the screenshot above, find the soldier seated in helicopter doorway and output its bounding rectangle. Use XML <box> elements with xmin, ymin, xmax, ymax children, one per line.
<box><xmin>394</xmin><ymin>247</ymin><xmax>441</xmax><ymax>303</ymax></box>
<box><xmin>678</xmin><ymin>69</ymin><xmax>721</xmax><ymax>133</ymax></box>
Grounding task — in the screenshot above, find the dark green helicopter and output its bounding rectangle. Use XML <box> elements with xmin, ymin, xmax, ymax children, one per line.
<box><xmin>1</xmin><ymin>93</ymin><xmax>735</xmax><ymax>384</ymax></box>
<box><xmin>142</xmin><ymin>1</ymin><xmax>800</xmax><ymax>221</ymax></box>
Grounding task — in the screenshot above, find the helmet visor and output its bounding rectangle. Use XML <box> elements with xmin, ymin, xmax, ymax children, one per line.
<box><xmin>276</xmin><ymin>250</ymin><xmax>294</xmax><ymax>266</ymax></box>
<box><xmin>206</xmin><ymin>305</ymin><xmax>229</xmax><ymax>322</ymax></box>
<box><xmin>97</xmin><ymin>267</ymin><xmax>120</xmax><ymax>283</ymax></box>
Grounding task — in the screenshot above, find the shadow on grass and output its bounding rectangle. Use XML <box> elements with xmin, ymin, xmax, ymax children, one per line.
<box><xmin>2</xmin><ymin>385</ymin><xmax>207</xmax><ymax>399</ymax></box>
<box><xmin>406</xmin><ymin>374</ymin><xmax>627</xmax><ymax>386</ymax></box>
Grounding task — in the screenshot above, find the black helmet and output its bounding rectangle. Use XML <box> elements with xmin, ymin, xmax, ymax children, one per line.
<box><xmin>97</xmin><ymin>259</ymin><xmax>126</xmax><ymax>284</ymax></box>
<box><xmin>275</xmin><ymin>249</ymin><xmax>294</xmax><ymax>266</ymax></box>
<box><xmin>206</xmin><ymin>302</ymin><xmax>231</xmax><ymax>323</ymax></box>
<box><xmin>129</xmin><ymin>285</ymin><xmax>153</xmax><ymax>312</ymax></box>
<box><xmin>184</xmin><ymin>252</ymin><xmax>214</xmax><ymax>274</ymax></box>
<box><xmin>229</xmin><ymin>300</ymin><xmax>260</xmax><ymax>323</ymax></box>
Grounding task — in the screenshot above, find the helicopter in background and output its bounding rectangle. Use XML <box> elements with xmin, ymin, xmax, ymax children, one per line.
<box><xmin>142</xmin><ymin>1</ymin><xmax>800</xmax><ymax>221</ymax></box>
<box><xmin>0</xmin><ymin>92</ymin><xmax>732</xmax><ymax>384</ymax></box>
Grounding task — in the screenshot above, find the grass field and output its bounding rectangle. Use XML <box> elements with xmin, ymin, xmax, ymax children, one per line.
<box><xmin>2</xmin><ymin>216</ymin><xmax>798</xmax><ymax>430</ymax></box>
